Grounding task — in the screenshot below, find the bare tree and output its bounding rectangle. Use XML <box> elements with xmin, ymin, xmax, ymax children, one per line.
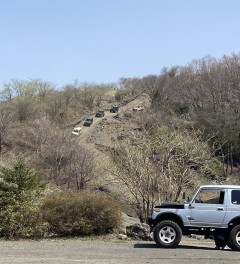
<box><xmin>25</xmin><ymin>122</ymin><xmax>96</xmax><ymax>189</ymax></box>
<box><xmin>176</xmin><ymin>54</ymin><xmax>240</xmax><ymax>175</ymax></box>
<box><xmin>38</xmin><ymin>131</ymin><xmax>73</xmax><ymax>185</ymax></box>
<box><xmin>21</xmin><ymin>117</ymin><xmax>53</xmax><ymax>155</ymax></box>
<box><xmin>110</xmin><ymin>126</ymin><xmax>222</xmax><ymax>222</ymax></box>
<box><xmin>33</xmin><ymin>79</ymin><xmax>54</xmax><ymax>101</ymax></box>
<box><xmin>141</xmin><ymin>68</ymin><xmax>179</xmax><ymax>109</ymax></box>
<box><xmin>118</xmin><ymin>77</ymin><xmax>143</xmax><ymax>97</ymax></box>
<box><xmin>149</xmin><ymin>126</ymin><xmax>223</xmax><ymax>201</ymax></box>
<box><xmin>78</xmin><ymin>83</ymin><xmax>97</xmax><ymax>111</ymax></box>
<box><xmin>110</xmin><ymin>137</ymin><xmax>159</xmax><ymax>222</ymax></box>
<box><xmin>0</xmin><ymin>84</ymin><xmax>14</xmax><ymax>101</ymax></box>
<box><xmin>0</xmin><ymin>104</ymin><xmax>13</xmax><ymax>154</ymax></box>
<box><xmin>67</xmin><ymin>144</ymin><xmax>96</xmax><ymax>190</ymax></box>
<box><xmin>13</xmin><ymin>97</ymin><xmax>36</xmax><ymax>122</ymax></box>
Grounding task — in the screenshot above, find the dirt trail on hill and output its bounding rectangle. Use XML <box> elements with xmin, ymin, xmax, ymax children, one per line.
<box><xmin>72</xmin><ymin>93</ymin><xmax>151</xmax><ymax>190</ymax></box>
<box><xmin>77</xmin><ymin>93</ymin><xmax>151</xmax><ymax>147</ymax></box>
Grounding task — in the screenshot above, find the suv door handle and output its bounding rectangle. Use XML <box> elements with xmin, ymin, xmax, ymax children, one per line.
<box><xmin>217</xmin><ymin>207</ymin><xmax>224</xmax><ymax>211</ymax></box>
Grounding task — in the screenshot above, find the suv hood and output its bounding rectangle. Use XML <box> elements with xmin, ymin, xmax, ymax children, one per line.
<box><xmin>155</xmin><ymin>203</ymin><xmax>185</xmax><ymax>209</ymax></box>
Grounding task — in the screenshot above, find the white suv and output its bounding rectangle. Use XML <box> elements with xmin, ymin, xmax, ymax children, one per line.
<box><xmin>148</xmin><ymin>185</ymin><xmax>240</xmax><ymax>250</ymax></box>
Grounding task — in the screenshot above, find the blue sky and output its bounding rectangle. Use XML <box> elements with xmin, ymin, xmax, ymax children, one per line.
<box><xmin>1</xmin><ymin>0</ymin><xmax>240</xmax><ymax>89</ymax></box>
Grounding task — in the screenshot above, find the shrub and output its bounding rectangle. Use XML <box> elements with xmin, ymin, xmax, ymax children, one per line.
<box><xmin>0</xmin><ymin>198</ymin><xmax>43</xmax><ymax>238</ymax></box>
<box><xmin>0</xmin><ymin>160</ymin><xmax>46</xmax><ymax>238</ymax></box>
<box><xmin>41</xmin><ymin>190</ymin><xmax>121</xmax><ymax>236</ymax></box>
<box><xmin>114</xmin><ymin>89</ymin><xmax>129</xmax><ymax>102</ymax></box>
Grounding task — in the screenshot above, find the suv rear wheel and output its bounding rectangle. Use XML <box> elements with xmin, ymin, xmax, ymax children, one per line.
<box><xmin>229</xmin><ymin>224</ymin><xmax>240</xmax><ymax>251</ymax></box>
<box><xmin>153</xmin><ymin>220</ymin><xmax>182</xmax><ymax>248</ymax></box>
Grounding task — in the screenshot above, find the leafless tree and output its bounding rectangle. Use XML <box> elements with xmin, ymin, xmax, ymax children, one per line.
<box><xmin>118</xmin><ymin>77</ymin><xmax>143</xmax><ymax>96</ymax></box>
<box><xmin>110</xmin><ymin>136</ymin><xmax>159</xmax><ymax>222</ymax></box>
<box><xmin>110</xmin><ymin>126</ymin><xmax>222</xmax><ymax>222</ymax></box>
<box><xmin>0</xmin><ymin>104</ymin><xmax>13</xmax><ymax>154</ymax></box>
<box><xmin>25</xmin><ymin>122</ymin><xmax>96</xmax><ymax>189</ymax></box>
<box><xmin>176</xmin><ymin>54</ymin><xmax>240</xmax><ymax>174</ymax></box>
<box><xmin>0</xmin><ymin>84</ymin><xmax>14</xmax><ymax>101</ymax></box>
<box><xmin>149</xmin><ymin>126</ymin><xmax>222</xmax><ymax>201</ymax></box>
<box><xmin>37</xmin><ymin>130</ymin><xmax>73</xmax><ymax>185</ymax></box>
<box><xmin>141</xmin><ymin>68</ymin><xmax>179</xmax><ymax>109</ymax></box>
<box><xmin>67</xmin><ymin>144</ymin><xmax>96</xmax><ymax>190</ymax></box>
<box><xmin>13</xmin><ymin>97</ymin><xmax>37</xmax><ymax>122</ymax></box>
<box><xmin>33</xmin><ymin>79</ymin><xmax>54</xmax><ymax>101</ymax></box>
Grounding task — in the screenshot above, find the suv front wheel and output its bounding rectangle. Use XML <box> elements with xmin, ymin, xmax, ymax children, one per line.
<box><xmin>153</xmin><ymin>220</ymin><xmax>182</xmax><ymax>248</ymax></box>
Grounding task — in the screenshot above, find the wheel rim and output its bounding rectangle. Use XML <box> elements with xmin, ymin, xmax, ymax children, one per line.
<box><xmin>159</xmin><ymin>226</ymin><xmax>176</xmax><ymax>244</ymax></box>
<box><xmin>236</xmin><ymin>231</ymin><xmax>240</xmax><ymax>246</ymax></box>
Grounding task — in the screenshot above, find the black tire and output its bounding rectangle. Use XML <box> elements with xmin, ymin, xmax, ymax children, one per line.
<box><xmin>224</xmin><ymin>234</ymin><xmax>233</xmax><ymax>249</ymax></box>
<box><xmin>153</xmin><ymin>220</ymin><xmax>182</xmax><ymax>248</ymax></box>
<box><xmin>229</xmin><ymin>224</ymin><xmax>240</xmax><ymax>251</ymax></box>
<box><xmin>214</xmin><ymin>235</ymin><xmax>226</xmax><ymax>249</ymax></box>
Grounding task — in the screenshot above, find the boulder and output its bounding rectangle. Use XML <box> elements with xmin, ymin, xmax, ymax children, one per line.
<box><xmin>126</xmin><ymin>223</ymin><xmax>152</xmax><ymax>241</ymax></box>
<box><xmin>117</xmin><ymin>212</ymin><xmax>140</xmax><ymax>235</ymax></box>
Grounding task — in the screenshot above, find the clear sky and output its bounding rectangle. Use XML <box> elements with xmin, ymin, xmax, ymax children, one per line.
<box><xmin>1</xmin><ymin>0</ymin><xmax>240</xmax><ymax>89</ymax></box>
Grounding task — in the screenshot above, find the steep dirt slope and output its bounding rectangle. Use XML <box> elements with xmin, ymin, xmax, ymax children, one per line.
<box><xmin>72</xmin><ymin>93</ymin><xmax>151</xmax><ymax>193</ymax></box>
<box><xmin>76</xmin><ymin>93</ymin><xmax>151</xmax><ymax>150</ymax></box>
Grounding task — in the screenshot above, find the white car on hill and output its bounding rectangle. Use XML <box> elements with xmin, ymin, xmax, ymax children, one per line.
<box><xmin>71</xmin><ymin>127</ymin><xmax>81</xmax><ymax>136</ymax></box>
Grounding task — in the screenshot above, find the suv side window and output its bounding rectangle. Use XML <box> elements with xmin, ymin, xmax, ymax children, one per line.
<box><xmin>194</xmin><ymin>189</ymin><xmax>225</xmax><ymax>204</ymax></box>
<box><xmin>231</xmin><ymin>190</ymin><xmax>240</xmax><ymax>204</ymax></box>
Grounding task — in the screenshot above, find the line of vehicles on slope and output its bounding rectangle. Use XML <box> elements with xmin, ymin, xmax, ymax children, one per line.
<box><xmin>71</xmin><ymin>105</ymin><xmax>119</xmax><ymax>136</ymax></box>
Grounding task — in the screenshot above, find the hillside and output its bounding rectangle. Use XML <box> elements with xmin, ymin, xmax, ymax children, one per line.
<box><xmin>77</xmin><ymin>93</ymin><xmax>151</xmax><ymax>146</ymax></box>
<box><xmin>70</xmin><ymin>93</ymin><xmax>152</xmax><ymax>206</ymax></box>
<box><xmin>1</xmin><ymin>55</ymin><xmax>240</xmax><ymax>222</ymax></box>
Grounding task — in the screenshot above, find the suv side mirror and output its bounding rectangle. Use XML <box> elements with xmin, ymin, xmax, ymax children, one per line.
<box><xmin>183</xmin><ymin>192</ymin><xmax>191</xmax><ymax>203</ymax></box>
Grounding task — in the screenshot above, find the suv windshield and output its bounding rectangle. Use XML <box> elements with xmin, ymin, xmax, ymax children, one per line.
<box><xmin>232</xmin><ymin>190</ymin><xmax>240</xmax><ymax>204</ymax></box>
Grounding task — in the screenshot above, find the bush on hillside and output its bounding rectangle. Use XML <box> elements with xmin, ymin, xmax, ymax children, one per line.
<box><xmin>0</xmin><ymin>160</ymin><xmax>46</xmax><ymax>238</ymax></box>
<box><xmin>114</xmin><ymin>89</ymin><xmax>129</xmax><ymax>102</ymax></box>
<box><xmin>41</xmin><ymin>190</ymin><xmax>121</xmax><ymax>236</ymax></box>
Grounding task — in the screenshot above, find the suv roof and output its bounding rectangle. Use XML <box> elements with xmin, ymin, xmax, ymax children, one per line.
<box><xmin>200</xmin><ymin>185</ymin><xmax>240</xmax><ymax>189</ymax></box>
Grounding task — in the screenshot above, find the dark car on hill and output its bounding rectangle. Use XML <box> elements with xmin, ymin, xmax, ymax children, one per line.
<box><xmin>95</xmin><ymin>109</ymin><xmax>105</xmax><ymax>117</ymax></box>
<box><xmin>110</xmin><ymin>105</ymin><xmax>119</xmax><ymax>113</ymax></box>
<box><xmin>83</xmin><ymin>116</ymin><xmax>93</xmax><ymax>126</ymax></box>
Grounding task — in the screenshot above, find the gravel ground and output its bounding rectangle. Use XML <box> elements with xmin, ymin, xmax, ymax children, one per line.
<box><xmin>0</xmin><ymin>237</ymin><xmax>239</xmax><ymax>264</ymax></box>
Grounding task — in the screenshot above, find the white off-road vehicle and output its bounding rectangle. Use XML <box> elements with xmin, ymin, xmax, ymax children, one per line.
<box><xmin>71</xmin><ymin>127</ymin><xmax>81</xmax><ymax>136</ymax></box>
<box><xmin>148</xmin><ymin>185</ymin><xmax>240</xmax><ymax>250</ymax></box>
